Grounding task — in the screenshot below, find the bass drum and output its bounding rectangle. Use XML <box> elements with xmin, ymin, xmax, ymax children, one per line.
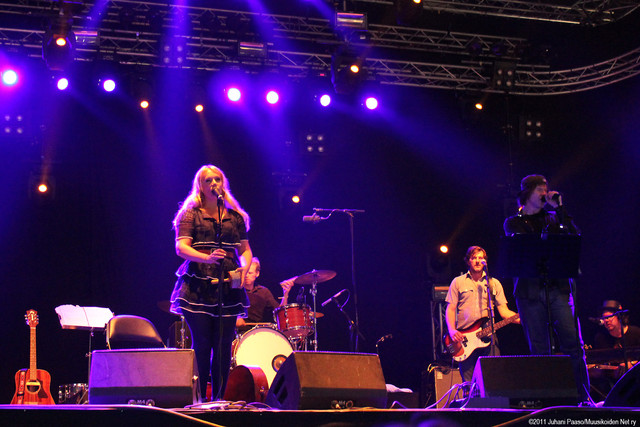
<box><xmin>231</xmin><ymin>326</ymin><xmax>293</xmax><ymax>387</ymax></box>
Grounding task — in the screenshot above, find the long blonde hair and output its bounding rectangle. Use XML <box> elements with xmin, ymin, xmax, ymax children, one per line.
<box><xmin>173</xmin><ymin>165</ymin><xmax>251</xmax><ymax>231</ymax></box>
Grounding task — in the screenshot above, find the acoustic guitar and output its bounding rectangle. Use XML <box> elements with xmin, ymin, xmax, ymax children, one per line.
<box><xmin>443</xmin><ymin>314</ymin><xmax>520</xmax><ymax>362</ymax></box>
<box><xmin>11</xmin><ymin>309</ymin><xmax>55</xmax><ymax>405</ymax></box>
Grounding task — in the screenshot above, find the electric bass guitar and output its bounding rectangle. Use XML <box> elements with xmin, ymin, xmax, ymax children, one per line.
<box><xmin>11</xmin><ymin>309</ymin><xmax>55</xmax><ymax>405</ymax></box>
<box><xmin>443</xmin><ymin>314</ymin><xmax>520</xmax><ymax>362</ymax></box>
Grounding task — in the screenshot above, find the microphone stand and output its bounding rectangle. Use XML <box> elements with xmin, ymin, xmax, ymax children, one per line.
<box><xmin>484</xmin><ymin>267</ymin><xmax>497</xmax><ymax>355</ymax></box>
<box><xmin>329</xmin><ymin>298</ymin><xmax>366</xmax><ymax>352</ymax></box>
<box><xmin>615</xmin><ymin>310</ymin><xmax>630</xmax><ymax>372</ymax></box>
<box><xmin>215</xmin><ymin>196</ymin><xmax>225</xmax><ymax>401</ymax></box>
<box><xmin>311</xmin><ymin>208</ymin><xmax>365</xmax><ymax>351</ymax></box>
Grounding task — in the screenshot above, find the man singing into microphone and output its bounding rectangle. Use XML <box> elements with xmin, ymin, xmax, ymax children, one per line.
<box><xmin>445</xmin><ymin>246</ymin><xmax>519</xmax><ymax>382</ymax></box>
<box><xmin>503</xmin><ymin>174</ymin><xmax>590</xmax><ymax>402</ymax></box>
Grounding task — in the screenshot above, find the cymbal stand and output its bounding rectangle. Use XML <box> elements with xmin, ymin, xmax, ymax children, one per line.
<box><xmin>178</xmin><ymin>314</ymin><xmax>187</xmax><ymax>349</ymax></box>
<box><xmin>310</xmin><ymin>274</ymin><xmax>319</xmax><ymax>351</ymax></box>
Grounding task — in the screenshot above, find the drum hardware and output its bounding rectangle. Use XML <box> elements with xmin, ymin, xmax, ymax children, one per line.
<box><xmin>293</xmin><ymin>269</ymin><xmax>336</xmax><ymax>351</ymax></box>
<box><xmin>58</xmin><ymin>383</ymin><xmax>88</xmax><ymax>404</ymax></box>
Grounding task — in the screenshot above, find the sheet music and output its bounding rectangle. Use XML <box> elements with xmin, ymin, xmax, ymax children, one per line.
<box><xmin>55</xmin><ymin>305</ymin><xmax>114</xmax><ymax>330</ymax></box>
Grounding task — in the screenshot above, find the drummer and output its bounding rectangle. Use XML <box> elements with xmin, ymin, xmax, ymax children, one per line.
<box><xmin>236</xmin><ymin>257</ymin><xmax>295</xmax><ymax>332</ymax></box>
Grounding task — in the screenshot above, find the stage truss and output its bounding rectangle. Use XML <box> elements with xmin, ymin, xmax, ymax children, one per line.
<box><xmin>0</xmin><ymin>0</ymin><xmax>639</xmax><ymax>95</ymax></box>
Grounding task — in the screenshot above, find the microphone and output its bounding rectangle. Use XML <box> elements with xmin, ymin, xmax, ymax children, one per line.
<box><xmin>212</xmin><ymin>189</ymin><xmax>224</xmax><ymax>205</ymax></box>
<box><xmin>302</xmin><ymin>213</ymin><xmax>323</xmax><ymax>224</ymax></box>
<box><xmin>550</xmin><ymin>192</ymin><xmax>562</xmax><ymax>205</ymax></box>
<box><xmin>321</xmin><ymin>289</ymin><xmax>347</xmax><ymax>307</ymax></box>
<box><xmin>588</xmin><ymin>317</ymin><xmax>604</xmax><ymax>326</ymax></box>
<box><xmin>481</xmin><ymin>260</ymin><xmax>489</xmax><ymax>275</ymax></box>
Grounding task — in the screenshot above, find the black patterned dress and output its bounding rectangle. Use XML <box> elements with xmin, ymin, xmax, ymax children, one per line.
<box><xmin>170</xmin><ymin>208</ymin><xmax>249</xmax><ymax>317</ymax></box>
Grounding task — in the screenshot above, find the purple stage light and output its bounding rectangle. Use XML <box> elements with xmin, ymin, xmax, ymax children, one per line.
<box><xmin>227</xmin><ymin>87</ymin><xmax>241</xmax><ymax>102</ymax></box>
<box><xmin>101</xmin><ymin>79</ymin><xmax>116</xmax><ymax>92</ymax></box>
<box><xmin>364</xmin><ymin>97</ymin><xmax>379</xmax><ymax>110</ymax></box>
<box><xmin>2</xmin><ymin>69</ymin><xmax>18</xmax><ymax>86</ymax></box>
<box><xmin>319</xmin><ymin>94</ymin><xmax>331</xmax><ymax>107</ymax></box>
<box><xmin>57</xmin><ymin>78</ymin><xmax>69</xmax><ymax>90</ymax></box>
<box><xmin>266</xmin><ymin>90</ymin><xmax>279</xmax><ymax>105</ymax></box>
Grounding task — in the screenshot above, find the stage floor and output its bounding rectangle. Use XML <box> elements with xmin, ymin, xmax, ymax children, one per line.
<box><xmin>1</xmin><ymin>404</ymin><xmax>639</xmax><ymax>427</ymax></box>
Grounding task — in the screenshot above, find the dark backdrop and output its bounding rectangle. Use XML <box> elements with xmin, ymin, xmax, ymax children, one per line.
<box><xmin>1</xmin><ymin>58</ymin><xmax>638</xmax><ymax>403</ymax></box>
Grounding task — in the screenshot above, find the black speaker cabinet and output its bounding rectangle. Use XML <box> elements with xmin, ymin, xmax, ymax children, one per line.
<box><xmin>264</xmin><ymin>351</ymin><xmax>387</xmax><ymax>410</ymax></box>
<box><xmin>472</xmin><ymin>355</ymin><xmax>579</xmax><ymax>408</ymax></box>
<box><xmin>604</xmin><ymin>362</ymin><xmax>640</xmax><ymax>407</ymax></box>
<box><xmin>88</xmin><ymin>348</ymin><xmax>197</xmax><ymax>408</ymax></box>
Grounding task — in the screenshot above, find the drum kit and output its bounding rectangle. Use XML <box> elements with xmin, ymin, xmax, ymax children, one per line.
<box><xmin>160</xmin><ymin>269</ymin><xmax>337</xmax><ymax>389</ymax></box>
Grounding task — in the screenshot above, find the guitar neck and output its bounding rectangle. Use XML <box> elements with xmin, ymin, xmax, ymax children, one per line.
<box><xmin>477</xmin><ymin>314</ymin><xmax>519</xmax><ymax>339</ymax></box>
<box><xmin>29</xmin><ymin>326</ymin><xmax>37</xmax><ymax>381</ymax></box>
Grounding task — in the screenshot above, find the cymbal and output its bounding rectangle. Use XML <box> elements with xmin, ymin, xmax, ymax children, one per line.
<box><xmin>157</xmin><ymin>300</ymin><xmax>174</xmax><ymax>314</ymax></box>
<box><xmin>294</xmin><ymin>269</ymin><xmax>336</xmax><ymax>285</ymax></box>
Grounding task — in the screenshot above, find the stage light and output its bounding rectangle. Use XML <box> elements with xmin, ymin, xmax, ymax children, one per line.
<box><xmin>291</xmin><ymin>195</ymin><xmax>300</xmax><ymax>204</ymax></box>
<box><xmin>439</xmin><ymin>245</ymin><xmax>449</xmax><ymax>254</ymax></box>
<box><xmin>160</xmin><ymin>35</ymin><xmax>188</xmax><ymax>67</ymax></box>
<box><xmin>2</xmin><ymin>113</ymin><xmax>27</xmax><ymax>136</ymax></box>
<box><xmin>364</xmin><ymin>97</ymin><xmax>378</xmax><ymax>110</ymax></box>
<box><xmin>29</xmin><ymin>172</ymin><xmax>55</xmax><ymax>200</ymax></box>
<box><xmin>227</xmin><ymin>87</ymin><xmax>241</xmax><ymax>102</ymax></box>
<box><xmin>43</xmin><ymin>28</ymin><xmax>75</xmax><ymax>71</ymax></box>
<box><xmin>335</xmin><ymin>12</ymin><xmax>367</xmax><ymax>31</ymax></box>
<box><xmin>319</xmin><ymin>94</ymin><xmax>331</xmax><ymax>107</ymax></box>
<box><xmin>331</xmin><ymin>46</ymin><xmax>368</xmax><ymax>94</ymax></box>
<box><xmin>195</xmin><ymin>104</ymin><xmax>204</xmax><ymax>112</ymax></box>
<box><xmin>302</xmin><ymin>133</ymin><xmax>327</xmax><ymax>155</ymax></box>
<box><xmin>140</xmin><ymin>100</ymin><xmax>149</xmax><ymax>109</ymax></box>
<box><xmin>2</xmin><ymin>69</ymin><xmax>18</xmax><ymax>86</ymax></box>
<box><xmin>101</xmin><ymin>78</ymin><xmax>116</xmax><ymax>92</ymax></box>
<box><xmin>519</xmin><ymin>115</ymin><xmax>544</xmax><ymax>142</ymax></box>
<box><xmin>475</xmin><ymin>102</ymin><xmax>483</xmax><ymax>110</ymax></box>
<box><xmin>57</xmin><ymin>78</ymin><xmax>69</xmax><ymax>90</ymax></box>
<box><xmin>492</xmin><ymin>62</ymin><xmax>517</xmax><ymax>90</ymax></box>
<box><xmin>266</xmin><ymin>90</ymin><xmax>279</xmax><ymax>105</ymax></box>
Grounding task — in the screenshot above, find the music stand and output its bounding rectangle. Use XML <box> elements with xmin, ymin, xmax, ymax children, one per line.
<box><xmin>497</xmin><ymin>234</ymin><xmax>581</xmax><ymax>354</ymax></box>
<box><xmin>55</xmin><ymin>305</ymin><xmax>114</xmax><ymax>383</ymax></box>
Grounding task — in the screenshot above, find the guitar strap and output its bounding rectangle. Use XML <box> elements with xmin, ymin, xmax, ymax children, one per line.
<box><xmin>16</xmin><ymin>370</ymin><xmax>26</xmax><ymax>404</ymax></box>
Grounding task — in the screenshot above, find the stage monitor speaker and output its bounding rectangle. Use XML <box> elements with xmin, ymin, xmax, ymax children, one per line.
<box><xmin>604</xmin><ymin>362</ymin><xmax>640</xmax><ymax>407</ymax></box>
<box><xmin>88</xmin><ymin>348</ymin><xmax>197</xmax><ymax>408</ymax></box>
<box><xmin>264</xmin><ymin>351</ymin><xmax>387</xmax><ymax>410</ymax></box>
<box><xmin>472</xmin><ymin>355</ymin><xmax>579</xmax><ymax>408</ymax></box>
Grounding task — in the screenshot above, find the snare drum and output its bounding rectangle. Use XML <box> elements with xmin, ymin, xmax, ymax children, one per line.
<box><xmin>231</xmin><ymin>326</ymin><xmax>293</xmax><ymax>387</ymax></box>
<box><xmin>273</xmin><ymin>303</ymin><xmax>313</xmax><ymax>339</ymax></box>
